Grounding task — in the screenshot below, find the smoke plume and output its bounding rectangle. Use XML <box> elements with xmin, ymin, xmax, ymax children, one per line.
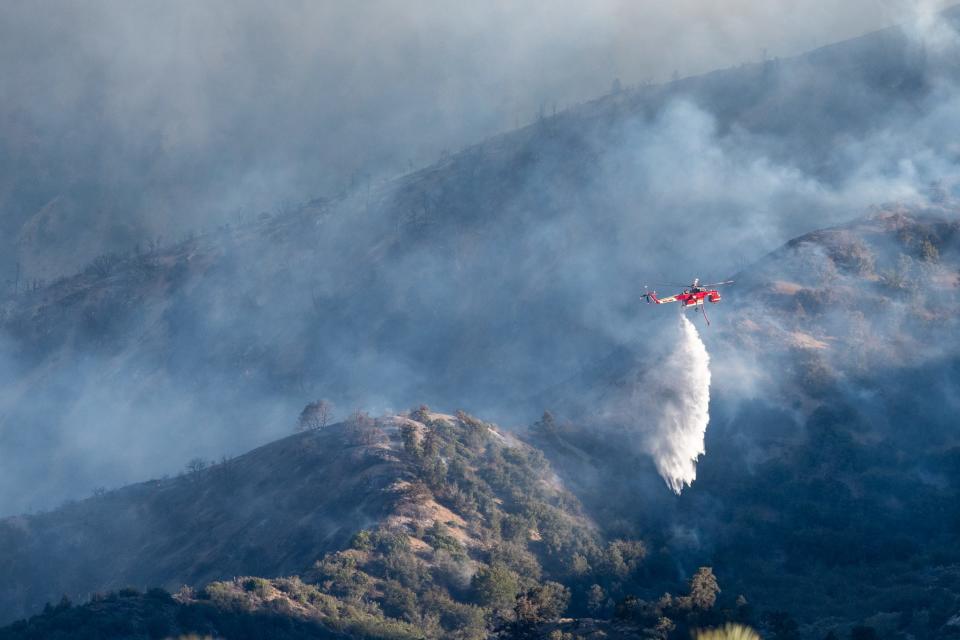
<box><xmin>636</xmin><ymin>314</ymin><xmax>712</xmax><ymax>493</ymax></box>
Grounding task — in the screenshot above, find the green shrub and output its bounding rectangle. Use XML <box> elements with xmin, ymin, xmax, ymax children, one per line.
<box><xmin>381</xmin><ymin>580</ymin><xmax>418</xmax><ymax>622</ymax></box>
<box><xmin>241</xmin><ymin>577</ymin><xmax>271</xmax><ymax>597</ymax></box>
<box><xmin>372</xmin><ymin>529</ymin><xmax>410</xmax><ymax>555</ymax></box>
<box><xmin>423</xmin><ymin>521</ymin><xmax>465</xmax><ymax>556</ymax></box>
<box><xmin>351</xmin><ymin>529</ymin><xmax>374</xmax><ymax>551</ymax></box>
<box><xmin>471</xmin><ymin>563</ymin><xmax>520</xmax><ymax>610</ymax></box>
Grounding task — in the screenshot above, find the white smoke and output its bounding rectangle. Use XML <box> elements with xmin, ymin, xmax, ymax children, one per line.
<box><xmin>633</xmin><ymin>314</ymin><xmax>712</xmax><ymax>493</ymax></box>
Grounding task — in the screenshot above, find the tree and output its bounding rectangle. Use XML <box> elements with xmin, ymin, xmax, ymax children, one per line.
<box><xmin>185</xmin><ymin>458</ymin><xmax>208</xmax><ymax>475</ymax></box>
<box><xmin>344</xmin><ymin>410</ymin><xmax>384</xmax><ymax>445</ymax></box>
<box><xmin>513</xmin><ymin>582</ymin><xmax>570</xmax><ymax>625</ymax></box>
<box><xmin>614</xmin><ymin>595</ymin><xmax>643</xmax><ymax>620</ymax></box>
<box><xmin>604</xmin><ymin>539</ymin><xmax>647</xmax><ymax>578</ymax></box>
<box><xmin>347</xmin><ymin>422</ymin><xmax>386</xmax><ymax>445</ymax></box>
<box><xmin>471</xmin><ymin>563</ymin><xmax>520</xmax><ymax>610</ymax></box>
<box><xmin>689</xmin><ymin>567</ymin><xmax>720</xmax><ymax>611</ymax></box>
<box><xmin>411</xmin><ymin>404</ymin><xmax>431</xmax><ymax>422</ymax></box>
<box><xmin>297</xmin><ymin>399</ymin><xmax>333</xmax><ymax>431</ymax></box>
<box><xmin>532</xmin><ymin>411</ymin><xmax>558</xmax><ymax>439</ymax></box>
<box><xmin>350</xmin><ymin>530</ymin><xmax>373</xmax><ymax>551</ymax></box>
<box><xmin>570</xmin><ymin>553</ymin><xmax>590</xmax><ymax>577</ymax></box>
<box><xmin>653</xmin><ymin>617</ymin><xmax>676</xmax><ymax>640</ymax></box>
<box><xmin>351</xmin><ymin>408</ymin><xmax>373</xmax><ymax>427</ymax></box>
<box><xmin>586</xmin><ymin>584</ymin><xmax>607</xmax><ymax>616</ymax></box>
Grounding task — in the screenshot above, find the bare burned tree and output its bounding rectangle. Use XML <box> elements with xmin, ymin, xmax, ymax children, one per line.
<box><xmin>297</xmin><ymin>399</ymin><xmax>334</xmax><ymax>432</ymax></box>
<box><xmin>185</xmin><ymin>458</ymin><xmax>208</xmax><ymax>475</ymax></box>
<box><xmin>345</xmin><ymin>410</ymin><xmax>386</xmax><ymax>445</ymax></box>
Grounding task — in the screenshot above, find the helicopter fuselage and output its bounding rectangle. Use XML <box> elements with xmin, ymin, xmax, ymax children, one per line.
<box><xmin>645</xmin><ymin>289</ymin><xmax>721</xmax><ymax>307</ymax></box>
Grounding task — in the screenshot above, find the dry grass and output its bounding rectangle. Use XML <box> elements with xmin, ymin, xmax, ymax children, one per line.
<box><xmin>695</xmin><ymin>624</ymin><xmax>761</xmax><ymax>640</ymax></box>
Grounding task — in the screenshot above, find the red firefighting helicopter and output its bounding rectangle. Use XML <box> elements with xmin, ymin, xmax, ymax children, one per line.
<box><xmin>643</xmin><ymin>278</ymin><xmax>734</xmax><ymax>325</ymax></box>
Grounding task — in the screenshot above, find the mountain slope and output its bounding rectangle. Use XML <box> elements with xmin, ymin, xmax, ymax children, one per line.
<box><xmin>529</xmin><ymin>207</ymin><xmax>960</xmax><ymax>638</ymax></box>
<box><xmin>4</xmin><ymin>10</ymin><xmax>960</xmax><ymax>515</ymax></box>
<box><xmin>0</xmin><ymin>407</ymin><xmax>756</xmax><ymax>640</ymax></box>
<box><xmin>4</xmin><ymin>203</ymin><xmax>960</xmax><ymax>637</ymax></box>
<box><xmin>0</xmin><ymin>410</ymin><xmax>609</xmax><ymax>632</ymax></box>
<box><xmin>0</xmin><ymin>417</ymin><xmax>404</xmax><ymax>623</ymax></box>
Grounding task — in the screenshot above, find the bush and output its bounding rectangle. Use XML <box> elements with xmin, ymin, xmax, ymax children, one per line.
<box><xmin>382</xmin><ymin>550</ymin><xmax>430</xmax><ymax>591</ymax></box>
<box><xmin>410</xmin><ymin>405</ymin><xmax>432</xmax><ymax>422</ymax></box>
<box><xmin>471</xmin><ymin>563</ymin><xmax>520</xmax><ymax>610</ymax></box>
<box><xmin>489</xmin><ymin>542</ymin><xmax>542</xmax><ymax>583</ymax></box>
<box><xmin>371</xmin><ymin>529</ymin><xmax>410</xmax><ymax>555</ymax></box>
<box><xmin>423</xmin><ymin>521</ymin><xmax>464</xmax><ymax>556</ymax></box>
<box><xmin>351</xmin><ymin>530</ymin><xmax>374</xmax><ymax>551</ymax></box>
<box><xmin>514</xmin><ymin>582</ymin><xmax>570</xmax><ymax>624</ymax></box>
<box><xmin>420</xmin><ymin>589</ymin><xmax>488</xmax><ymax>636</ymax></box>
<box><xmin>241</xmin><ymin>577</ymin><xmax>271</xmax><ymax>597</ymax></box>
<box><xmin>381</xmin><ymin>580</ymin><xmax>418</xmax><ymax>622</ymax></box>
